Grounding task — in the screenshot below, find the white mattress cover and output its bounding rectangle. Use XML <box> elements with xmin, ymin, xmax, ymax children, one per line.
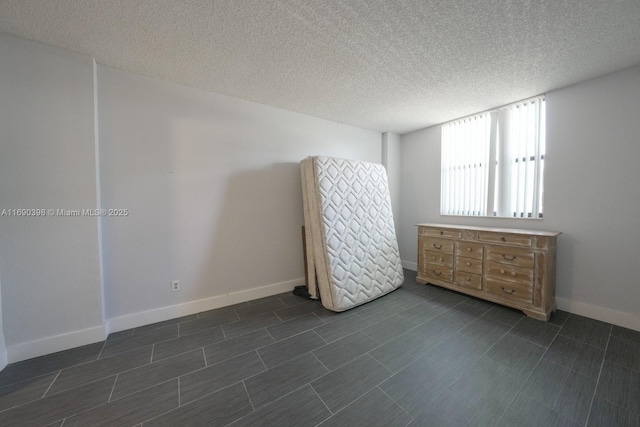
<box><xmin>301</xmin><ymin>156</ymin><xmax>404</xmax><ymax>311</ymax></box>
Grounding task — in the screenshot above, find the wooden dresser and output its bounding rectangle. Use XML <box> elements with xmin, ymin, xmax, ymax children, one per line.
<box><xmin>416</xmin><ymin>223</ymin><xmax>561</xmax><ymax>320</ymax></box>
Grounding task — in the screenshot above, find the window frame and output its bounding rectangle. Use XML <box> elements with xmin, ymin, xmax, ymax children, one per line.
<box><xmin>440</xmin><ymin>96</ymin><xmax>546</xmax><ymax>219</ymax></box>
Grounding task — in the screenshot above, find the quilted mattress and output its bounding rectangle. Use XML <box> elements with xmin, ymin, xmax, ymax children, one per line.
<box><xmin>301</xmin><ymin>156</ymin><xmax>404</xmax><ymax>311</ymax></box>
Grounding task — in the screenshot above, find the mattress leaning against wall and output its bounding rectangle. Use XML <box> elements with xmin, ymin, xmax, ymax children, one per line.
<box><xmin>300</xmin><ymin>156</ymin><xmax>404</xmax><ymax>311</ymax></box>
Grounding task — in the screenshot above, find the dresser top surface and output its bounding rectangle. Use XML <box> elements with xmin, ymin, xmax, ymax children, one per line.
<box><xmin>416</xmin><ymin>223</ymin><xmax>562</xmax><ymax>237</ymax></box>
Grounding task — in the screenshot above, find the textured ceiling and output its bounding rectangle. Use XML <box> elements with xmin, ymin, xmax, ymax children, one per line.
<box><xmin>1</xmin><ymin>1</ymin><xmax>640</xmax><ymax>134</ymax></box>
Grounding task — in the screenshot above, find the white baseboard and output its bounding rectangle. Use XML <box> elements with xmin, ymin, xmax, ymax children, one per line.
<box><xmin>402</xmin><ymin>258</ymin><xmax>639</xmax><ymax>332</ymax></box>
<box><xmin>107</xmin><ymin>277</ymin><xmax>303</xmax><ymax>334</ymax></box>
<box><xmin>6</xmin><ymin>325</ymin><xmax>107</xmax><ymax>364</ymax></box>
<box><xmin>556</xmin><ymin>297</ymin><xmax>640</xmax><ymax>332</ymax></box>
<box><xmin>402</xmin><ymin>260</ymin><xmax>418</xmax><ymax>271</ymax></box>
<box><xmin>3</xmin><ymin>278</ymin><xmax>303</xmax><ymax>364</ymax></box>
<box><xmin>9</xmin><ymin>275</ymin><xmax>635</xmax><ymax>365</ymax></box>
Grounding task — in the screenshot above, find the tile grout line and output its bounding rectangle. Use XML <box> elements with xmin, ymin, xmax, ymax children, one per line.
<box><xmin>360</xmin><ymin>329</ymin><xmax>384</xmax><ymax>346</ymax></box>
<box><xmin>273</xmin><ymin>310</ymin><xmax>285</xmax><ymax>322</ymax></box>
<box><xmin>263</xmin><ymin>327</ymin><xmax>277</xmax><ymax>342</ymax></box>
<box><xmin>220</xmin><ymin>323</ymin><xmax>228</xmax><ymax>340</ymax></box>
<box><xmin>309</xmin><ymin>328</ymin><xmax>328</xmax><ymax>345</ymax></box>
<box><xmin>554</xmin><ymin>331</ymin><xmax>608</xmax><ymax>351</ymax></box>
<box><xmin>377</xmin><ymin>386</ymin><xmax>415</xmax><ymax>423</ymax></box>
<box><xmin>100</xmin><ymin>334</ymin><xmax>182</xmax><ymax>360</ymax></box>
<box><xmin>177</xmin><ymin>376</ymin><xmax>181</xmax><ymax>407</ymax></box>
<box><xmin>241</xmin><ymin>379</ymin><xmax>256</xmax><ymax>412</ymax></box>
<box><xmin>308</xmin><ymin>383</ymin><xmax>334</xmax><ymax>416</ymax></box>
<box><xmin>5</xmin><ymin>366</ymin><xmax>159</xmax><ymax>417</ymax></box>
<box><xmin>39</xmin><ymin>369</ymin><xmax>62</xmax><ymax>399</ymax></box>
<box><xmin>201</xmin><ymin>347</ymin><xmax>208</xmax><ymax>367</ymax></box>
<box><xmin>203</xmin><ymin>379</ymin><xmax>255</xmax><ymax>407</ymax></box>
<box><xmin>486</xmin><ymin>315</ymin><xmax>539</xmax><ymax>427</ymax></box>
<box><xmin>510</xmin><ymin>320</ymin><xmax>562</xmax><ymax>349</ymax></box>
<box><xmin>50</xmin><ymin>392</ymin><xmax>120</xmax><ymax>426</ymax></box>
<box><xmin>4</xmin><ymin>279</ymin><xmax>626</xmax><ymax>427</ymax></box>
<box><xmin>309</xmin><ymin>351</ymin><xmax>331</xmax><ymax>374</ymax></box>
<box><xmin>0</xmin><ymin>373</ymin><xmax>67</xmax><ymax>416</ymax></box>
<box><xmin>107</xmin><ymin>374</ymin><xmax>118</xmax><ymax>403</ymax></box>
<box><xmin>138</xmin><ymin>387</ymin><xmax>193</xmax><ymax>425</ymax></box>
<box><xmin>607</xmin><ymin>330</ymin><xmax>640</xmax><ymax>350</ymax></box>
<box><xmin>231</xmin><ymin>383</ymin><xmax>315</xmax><ymax>425</ymax></box>
<box><xmin>170</xmin><ymin>324</ymin><xmax>227</xmax><ymax>340</ymax></box>
<box><xmin>96</xmin><ymin>337</ymin><xmax>109</xmax><ymax>360</ymax></box>
<box><xmin>594</xmin><ymin>396</ymin><xmax>638</xmax><ymax>415</ymax></box>
<box><xmin>104</xmin><ymin>378</ymin><xmax>182</xmax><ymax>408</ymax></box>
<box><xmin>477</xmin><ymin>317</ymin><xmax>541</xmax><ymax>423</ymax></box>
<box><xmin>312</xmin><ymin>353</ymin><xmax>397</xmax><ymax>418</ymax></box>
<box><xmin>365</xmin><ymin>316</ymin><xmax>475</xmax><ymax>375</ymax></box>
<box><xmin>584</xmin><ymin>324</ymin><xmax>613</xmax><ymax>426</ymax></box>
<box><xmin>104</xmin><ymin>350</ymin><xmax>209</xmax><ymax>402</ymax></box>
<box><xmin>149</xmin><ymin>344</ymin><xmax>155</xmax><ymax>363</ymax></box>
<box><xmin>364</xmin><ymin>334</ymin><xmax>424</xmax><ymax>373</ymax></box>
<box><xmin>253</xmin><ymin>349</ymin><xmax>268</xmax><ymax>372</ymax></box>
<box><xmin>311</xmin><ymin>311</ymin><xmax>328</xmax><ymax>324</ymax></box>
<box><xmin>493</xmin><ymin>317</ymin><xmax>568</xmax><ymax>427</ymax></box>
<box><xmin>151</xmin><ymin>336</ymin><xmax>226</xmax><ymax>363</ymax></box>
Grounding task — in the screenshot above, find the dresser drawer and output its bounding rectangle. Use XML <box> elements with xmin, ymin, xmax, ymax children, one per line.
<box><xmin>456</xmin><ymin>241</ymin><xmax>483</xmax><ymax>259</ymax></box>
<box><xmin>454</xmin><ymin>272</ymin><xmax>482</xmax><ymax>290</ymax></box>
<box><xmin>485</xmin><ymin>262</ymin><xmax>534</xmax><ymax>287</ymax></box>
<box><xmin>485</xmin><ymin>245</ymin><xmax>535</xmax><ymax>268</ymax></box>
<box><xmin>422</xmin><ymin>265</ymin><xmax>453</xmax><ymax>283</ymax></box>
<box><xmin>486</xmin><ymin>278</ymin><xmax>533</xmax><ymax>304</ymax></box>
<box><xmin>424</xmin><ymin>251</ymin><xmax>454</xmax><ymax>268</ymax></box>
<box><xmin>456</xmin><ymin>256</ymin><xmax>482</xmax><ymax>274</ymax></box>
<box><xmin>421</xmin><ymin>227</ymin><xmax>462</xmax><ymax>239</ymax></box>
<box><xmin>422</xmin><ymin>237</ymin><xmax>455</xmax><ymax>254</ymax></box>
<box><xmin>478</xmin><ymin>232</ymin><xmax>533</xmax><ymax>247</ymax></box>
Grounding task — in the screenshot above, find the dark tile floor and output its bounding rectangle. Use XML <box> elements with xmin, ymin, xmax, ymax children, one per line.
<box><xmin>0</xmin><ymin>270</ymin><xmax>638</xmax><ymax>426</ymax></box>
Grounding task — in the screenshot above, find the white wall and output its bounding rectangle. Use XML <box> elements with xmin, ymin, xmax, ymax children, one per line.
<box><xmin>399</xmin><ymin>65</ymin><xmax>640</xmax><ymax>330</ymax></box>
<box><xmin>398</xmin><ymin>125</ymin><xmax>442</xmax><ymax>272</ymax></box>
<box><xmin>0</xmin><ymin>33</ymin><xmax>381</xmax><ymax>360</ymax></box>
<box><xmin>382</xmin><ymin>132</ymin><xmax>403</xmax><ymax>239</ymax></box>
<box><xmin>0</xmin><ymin>276</ymin><xmax>5</xmax><ymax>370</ymax></box>
<box><xmin>97</xmin><ymin>65</ymin><xmax>381</xmax><ymax>329</ymax></box>
<box><xmin>0</xmin><ymin>34</ymin><xmax>105</xmax><ymax>361</ymax></box>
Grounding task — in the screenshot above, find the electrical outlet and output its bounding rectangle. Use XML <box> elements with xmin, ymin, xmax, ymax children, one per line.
<box><xmin>171</xmin><ymin>280</ymin><xmax>180</xmax><ymax>292</ymax></box>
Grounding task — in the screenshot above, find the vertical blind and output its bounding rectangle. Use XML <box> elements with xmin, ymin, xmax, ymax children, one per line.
<box><xmin>441</xmin><ymin>96</ymin><xmax>545</xmax><ymax>218</ymax></box>
<box><xmin>441</xmin><ymin>113</ymin><xmax>491</xmax><ymax>216</ymax></box>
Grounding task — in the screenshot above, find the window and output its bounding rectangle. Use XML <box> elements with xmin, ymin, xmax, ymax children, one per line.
<box><xmin>441</xmin><ymin>96</ymin><xmax>545</xmax><ymax>218</ymax></box>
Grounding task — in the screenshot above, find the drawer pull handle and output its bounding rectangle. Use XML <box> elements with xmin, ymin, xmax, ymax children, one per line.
<box><xmin>466</xmin><ymin>262</ymin><xmax>471</xmax><ymax>266</ymax></box>
<box><xmin>500</xmin><ymin>269</ymin><xmax>505</xmax><ymax>274</ymax></box>
<box><xmin>466</xmin><ymin>276</ymin><xmax>471</xmax><ymax>281</ymax></box>
<box><xmin>467</xmin><ymin>247</ymin><xmax>472</xmax><ymax>252</ymax></box>
<box><xmin>432</xmin><ymin>270</ymin><xmax>442</xmax><ymax>276</ymax></box>
<box><xmin>501</xmin><ymin>237</ymin><xmax>506</xmax><ymax>242</ymax></box>
<box><xmin>511</xmin><ymin>272</ymin><xmax>517</xmax><ymax>277</ymax></box>
<box><xmin>440</xmin><ymin>231</ymin><xmax>444</xmax><ymax>235</ymax></box>
<box><xmin>502</xmin><ymin>255</ymin><xmax>517</xmax><ymax>261</ymax></box>
<box><xmin>433</xmin><ymin>243</ymin><xmax>443</xmax><ymax>249</ymax></box>
<box><xmin>501</xmin><ymin>287</ymin><xmax>516</xmax><ymax>295</ymax></box>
